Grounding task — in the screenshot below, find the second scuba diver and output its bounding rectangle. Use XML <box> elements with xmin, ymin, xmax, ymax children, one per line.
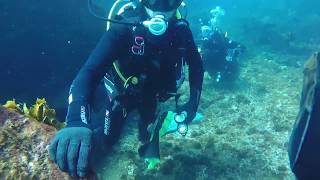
<box><xmin>201</xmin><ymin>28</ymin><xmax>244</xmax><ymax>83</ymax></box>
<box><xmin>199</xmin><ymin>6</ymin><xmax>245</xmax><ymax>83</ymax></box>
<box><xmin>49</xmin><ymin>0</ymin><xmax>204</xmax><ymax>178</ymax></box>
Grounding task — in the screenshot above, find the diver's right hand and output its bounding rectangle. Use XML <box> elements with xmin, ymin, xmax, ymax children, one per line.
<box><xmin>49</xmin><ymin>127</ymin><xmax>93</xmax><ymax>177</ymax></box>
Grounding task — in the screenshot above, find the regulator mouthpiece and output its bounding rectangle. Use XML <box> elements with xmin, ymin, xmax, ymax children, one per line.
<box><xmin>143</xmin><ymin>15</ymin><xmax>168</xmax><ymax>36</ymax></box>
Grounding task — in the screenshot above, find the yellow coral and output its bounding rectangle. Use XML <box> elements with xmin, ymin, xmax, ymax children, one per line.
<box><xmin>3</xmin><ymin>99</ymin><xmax>17</xmax><ymax>109</ymax></box>
<box><xmin>3</xmin><ymin>98</ymin><xmax>64</xmax><ymax>129</ymax></box>
<box><xmin>2</xmin><ymin>99</ymin><xmax>23</xmax><ymax>113</ymax></box>
<box><xmin>28</xmin><ymin>98</ymin><xmax>48</xmax><ymax>120</ymax></box>
<box><xmin>27</xmin><ymin>98</ymin><xmax>64</xmax><ymax>129</ymax></box>
<box><xmin>23</xmin><ymin>103</ymin><xmax>29</xmax><ymax>115</ymax></box>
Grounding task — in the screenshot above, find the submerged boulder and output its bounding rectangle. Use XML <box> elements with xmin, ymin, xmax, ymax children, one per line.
<box><xmin>0</xmin><ymin>107</ymin><xmax>70</xmax><ymax>179</ymax></box>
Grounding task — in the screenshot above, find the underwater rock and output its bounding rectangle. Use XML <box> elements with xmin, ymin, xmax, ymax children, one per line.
<box><xmin>0</xmin><ymin>107</ymin><xmax>70</xmax><ymax>179</ymax></box>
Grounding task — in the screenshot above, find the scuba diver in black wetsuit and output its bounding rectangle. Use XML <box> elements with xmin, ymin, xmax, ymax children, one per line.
<box><xmin>200</xmin><ymin>28</ymin><xmax>244</xmax><ymax>83</ymax></box>
<box><xmin>48</xmin><ymin>0</ymin><xmax>203</xmax><ymax>178</ymax></box>
<box><xmin>198</xmin><ymin>6</ymin><xmax>244</xmax><ymax>83</ymax></box>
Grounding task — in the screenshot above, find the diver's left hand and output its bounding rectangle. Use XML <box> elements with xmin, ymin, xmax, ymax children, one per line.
<box><xmin>177</xmin><ymin>102</ymin><xmax>196</xmax><ymax>123</ymax></box>
<box><xmin>48</xmin><ymin>127</ymin><xmax>92</xmax><ymax>178</ymax></box>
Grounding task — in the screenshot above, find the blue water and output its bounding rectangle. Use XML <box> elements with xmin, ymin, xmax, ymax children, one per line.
<box><xmin>1</xmin><ymin>0</ymin><xmax>106</xmax><ymax>108</ymax></box>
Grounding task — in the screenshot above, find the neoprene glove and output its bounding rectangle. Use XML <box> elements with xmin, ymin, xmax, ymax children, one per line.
<box><xmin>49</xmin><ymin>127</ymin><xmax>92</xmax><ymax>177</ymax></box>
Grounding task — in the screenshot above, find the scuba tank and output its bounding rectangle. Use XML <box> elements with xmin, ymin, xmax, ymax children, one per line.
<box><xmin>88</xmin><ymin>0</ymin><xmax>140</xmax><ymax>28</ymax></box>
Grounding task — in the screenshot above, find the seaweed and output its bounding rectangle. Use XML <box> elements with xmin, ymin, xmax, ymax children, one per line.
<box><xmin>2</xmin><ymin>98</ymin><xmax>64</xmax><ymax>129</ymax></box>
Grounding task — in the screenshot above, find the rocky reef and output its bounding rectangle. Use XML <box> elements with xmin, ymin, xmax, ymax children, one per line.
<box><xmin>0</xmin><ymin>107</ymin><xmax>69</xmax><ymax>179</ymax></box>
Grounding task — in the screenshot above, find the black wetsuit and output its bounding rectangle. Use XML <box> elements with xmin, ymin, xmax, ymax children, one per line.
<box><xmin>201</xmin><ymin>30</ymin><xmax>242</xmax><ymax>82</ymax></box>
<box><xmin>65</xmin><ymin>5</ymin><xmax>203</xmax><ymax>158</ymax></box>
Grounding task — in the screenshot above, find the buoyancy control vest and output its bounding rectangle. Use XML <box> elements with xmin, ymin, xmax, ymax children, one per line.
<box><xmin>105</xmin><ymin>0</ymin><xmax>188</xmax><ymax>100</ymax></box>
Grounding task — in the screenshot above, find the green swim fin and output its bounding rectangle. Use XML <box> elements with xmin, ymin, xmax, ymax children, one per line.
<box><xmin>145</xmin><ymin>158</ymin><xmax>161</xmax><ymax>170</ymax></box>
<box><xmin>159</xmin><ymin>112</ymin><xmax>204</xmax><ymax>137</ymax></box>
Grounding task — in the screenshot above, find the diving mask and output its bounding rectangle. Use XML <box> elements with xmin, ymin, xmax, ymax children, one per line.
<box><xmin>141</xmin><ymin>0</ymin><xmax>183</xmax><ymax>12</ymax></box>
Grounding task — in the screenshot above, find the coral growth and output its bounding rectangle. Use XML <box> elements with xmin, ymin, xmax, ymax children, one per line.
<box><xmin>3</xmin><ymin>99</ymin><xmax>23</xmax><ymax>113</ymax></box>
<box><xmin>2</xmin><ymin>98</ymin><xmax>64</xmax><ymax>129</ymax></box>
